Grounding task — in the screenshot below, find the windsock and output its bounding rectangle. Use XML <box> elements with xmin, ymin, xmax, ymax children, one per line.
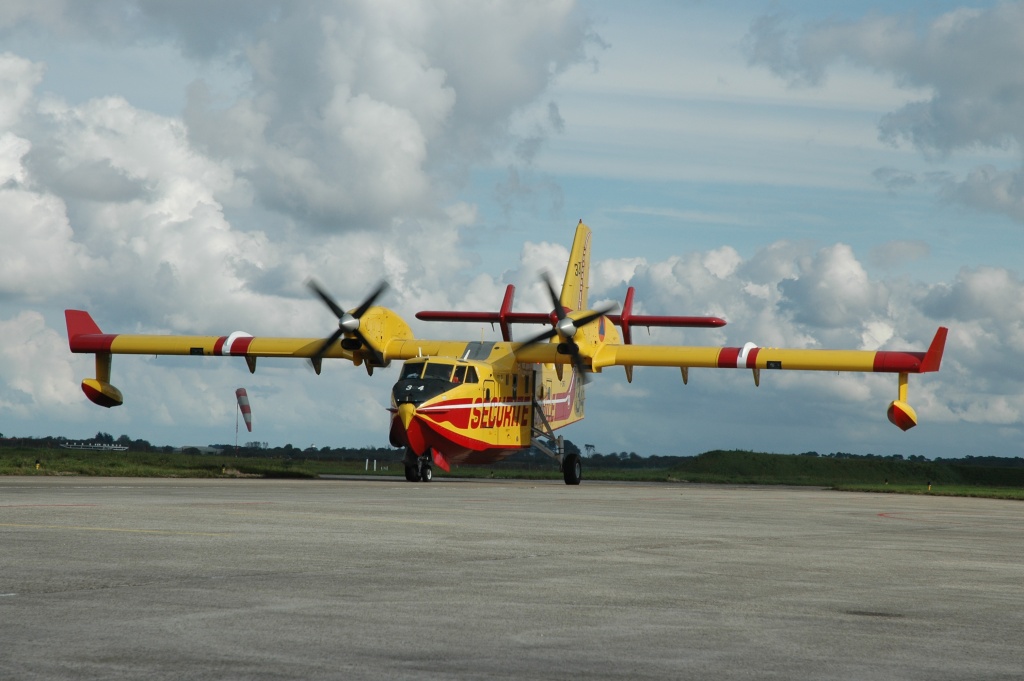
<box><xmin>235</xmin><ymin>388</ymin><xmax>252</xmax><ymax>432</ymax></box>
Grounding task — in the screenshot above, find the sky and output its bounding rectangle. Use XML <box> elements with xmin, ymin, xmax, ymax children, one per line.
<box><xmin>2</xmin><ymin>0</ymin><xmax>1023</xmax><ymax>459</ymax></box>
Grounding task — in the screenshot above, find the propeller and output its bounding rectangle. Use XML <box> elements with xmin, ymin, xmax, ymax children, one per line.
<box><xmin>519</xmin><ymin>273</ymin><xmax>618</xmax><ymax>384</ymax></box>
<box><xmin>307</xmin><ymin>279</ymin><xmax>389</xmax><ymax>367</ymax></box>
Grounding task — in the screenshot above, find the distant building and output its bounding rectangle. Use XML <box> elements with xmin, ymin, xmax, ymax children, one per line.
<box><xmin>174</xmin><ymin>446</ymin><xmax>222</xmax><ymax>454</ymax></box>
<box><xmin>60</xmin><ymin>442</ymin><xmax>128</xmax><ymax>452</ymax></box>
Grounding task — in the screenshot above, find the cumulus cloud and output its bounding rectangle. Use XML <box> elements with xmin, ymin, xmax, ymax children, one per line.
<box><xmin>941</xmin><ymin>164</ymin><xmax>1024</xmax><ymax>222</ymax></box>
<box><xmin>746</xmin><ymin>3</ymin><xmax>1024</xmax><ymax>225</ymax></box>
<box><xmin>0</xmin><ymin>134</ymin><xmax>99</xmax><ymax>301</ymax></box>
<box><xmin>0</xmin><ymin>52</ymin><xmax>42</xmax><ymax>128</ymax></box>
<box><xmin>0</xmin><ymin>311</ymin><xmax>84</xmax><ymax>415</ymax></box>
<box><xmin>779</xmin><ymin>243</ymin><xmax>889</xmax><ymax>332</ymax></box>
<box><xmin>176</xmin><ymin>1</ymin><xmax>590</xmax><ymax>231</ymax></box>
<box><xmin>922</xmin><ymin>266</ymin><xmax>1024</xmax><ymax>326</ymax></box>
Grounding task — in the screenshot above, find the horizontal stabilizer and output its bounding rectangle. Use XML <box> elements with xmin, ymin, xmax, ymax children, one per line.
<box><xmin>416</xmin><ymin>285</ymin><xmax>726</xmax><ymax>343</ymax></box>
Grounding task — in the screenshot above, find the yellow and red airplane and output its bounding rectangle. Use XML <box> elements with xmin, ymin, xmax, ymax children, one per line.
<box><xmin>65</xmin><ymin>221</ymin><xmax>947</xmax><ymax>484</ymax></box>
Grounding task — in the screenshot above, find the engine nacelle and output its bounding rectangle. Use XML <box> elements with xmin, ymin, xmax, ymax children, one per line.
<box><xmin>887</xmin><ymin>400</ymin><xmax>918</xmax><ymax>431</ymax></box>
<box><xmin>82</xmin><ymin>379</ymin><xmax>123</xmax><ymax>408</ymax></box>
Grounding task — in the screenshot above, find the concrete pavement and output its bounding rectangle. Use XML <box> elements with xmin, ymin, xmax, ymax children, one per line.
<box><xmin>1</xmin><ymin>477</ymin><xmax>1022</xmax><ymax>679</ymax></box>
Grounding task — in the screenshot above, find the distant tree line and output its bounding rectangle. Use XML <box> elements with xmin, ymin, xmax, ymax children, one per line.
<box><xmin>796</xmin><ymin>451</ymin><xmax>930</xmax><ymax>463</ymax></box>
<box><xmin>2</xmin><ymin>433</ymin><xmax>1023</xmax><ymax>471</ymax></box>
<box><xmin>206</xmin><ymin>443</ymin><xmax>403</xmax><ymax>461</ymax></box>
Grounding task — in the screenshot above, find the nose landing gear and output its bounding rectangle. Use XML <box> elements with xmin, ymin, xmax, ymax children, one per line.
<box><xmin>403</xmin><ymin>448</ymin><xmax>433</xmax><ymax>483</ymax></box>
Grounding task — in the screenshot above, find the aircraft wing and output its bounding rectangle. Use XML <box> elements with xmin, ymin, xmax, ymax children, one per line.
<box><xmin>591</xmin><ymin>327</ymin><xmax>947</xmax><ymax>375</ymax></box>
<box><xmin>65</xmin><ymin>310</ymin><xmax>354</xmax><ymax>360</ymax></box>
<box><xmin>588</xmin><ymin>327</ymin><xmax>947</xmax><ymax>431</ymax></box>
<box><xmin>64</xmin><ymin>310</ymin><xmax>565</xmax><ymax>365</ymax></box>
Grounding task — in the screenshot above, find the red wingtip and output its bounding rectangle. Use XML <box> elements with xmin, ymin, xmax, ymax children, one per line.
<box><xmin>64</xmin><ymin>310</ymin><xmax>116</xmax><ymax>353</ymax></box>
<box><xmin>65</xmin><ymin>310</ymin><xmax>103</xmax><ymax>338</ymax></box>
<box><xmin>920</xmin><ymin>327</ymin><xmax>948</xmax><ymax>373</ymax></box>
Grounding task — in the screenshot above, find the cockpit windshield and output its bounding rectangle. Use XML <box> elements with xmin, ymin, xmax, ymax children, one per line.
<box><xmin>422</xmin><ymin>362</ymin><xmax>454</xmax><ymax>382</ymax></box>
<box><xmin>398</xmin><ymin>360</ymin><xmax>479</xmax><ymax>385</ymax></box>
<box><xmin>400</xmin><ymin>363</ymin><xmax>424</xmax><ymax>380</ymax></box>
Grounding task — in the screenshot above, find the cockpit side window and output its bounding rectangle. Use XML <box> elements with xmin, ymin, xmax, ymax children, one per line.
<box><xmin>464</xmin><ymin>367</ymin><xmax>479</xmax><ymax>384</ymax></box>
<box><xmin>452</xmin><ymin>366</ymin><xmax>467</xmax><ymax>384</ymax></box>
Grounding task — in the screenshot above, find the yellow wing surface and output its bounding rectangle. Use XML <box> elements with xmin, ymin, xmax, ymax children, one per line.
<box><xmin>588</xmin><ymin>328</ymin><xmax>946</xmax><ymax>431</ymax></box>
<box><xmin>590</xmin><ymin>333</ymin><xmax>946</xmax><ymax>375</ymax></box>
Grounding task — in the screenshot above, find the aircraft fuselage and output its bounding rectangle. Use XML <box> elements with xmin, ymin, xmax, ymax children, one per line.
<box><xmin>388</xmin><ymin>342</ymin><xmax>584</xmax><ymax>466</ymax></box>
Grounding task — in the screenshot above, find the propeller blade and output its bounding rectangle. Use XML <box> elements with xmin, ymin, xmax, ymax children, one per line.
<box><xmin>518</xmin><ymin>326</ymin><xmax>558</xmax><ymax>347</ymax></box>
<box><xmin>516</xmin><ymin>272</ymin><xmax>567</xmax><ymax>349</ymax></box>
<box><xmin>573</xmin><ymin>350</ymin><xmax>591</xmax><ymax>385</ymax></box>
<box><xmin>352</xmin><ymin>329</ymin><xmax>385</xmax><ymax>366</ymax></box>
<box><xmin>312</xmin><ymin>328</ymin><xmax>345</xmax><ymax>363</ymax></box>
<box><xmin>307</xmin><ymin>279</ymin><xmax>345</xmax><ymax>319</ymax></box>
<box><xmin>573</xmin><ymin>303</ymin><xmax>619</xmax><ymax>329</ymax></box>
<box><xmin>541</xmin><ymin>273</ymin><xmax>566</xmax><ymax>321</ymax></box>
<box><xmin>353</xmin><ymin>281</ymin><xmax>389</xmax><ymax>319</ymax></box>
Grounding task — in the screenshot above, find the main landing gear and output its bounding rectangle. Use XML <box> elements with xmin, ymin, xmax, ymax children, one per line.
<box><xmin>562</xmin><ymin>452</ymin><xmax>582</xmax><ymax>485</ymax></box>
<box><xmin>531</xmin><ymin>401</ymin><xmax>582</xmax><ymax>486</ymax></box>
<box><xmin>403</xmin><ymin>448</ymin><xmax>433</xmax><ymax>483</ymax></box>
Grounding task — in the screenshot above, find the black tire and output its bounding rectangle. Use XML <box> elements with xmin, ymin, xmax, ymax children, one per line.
<box><xmin>563</xmin><ymin>452</ymin><xmax>582</xmax><ymax>485</ymax></box>
<box><xmin>420</xmin><ymin>466</ymin><xmax>433</xmax><ymax>483</ymax></box>
<box><xmin>404</xmin><ymin>465</ymin><xmax>419</xmax><ymax>482</ymax></box>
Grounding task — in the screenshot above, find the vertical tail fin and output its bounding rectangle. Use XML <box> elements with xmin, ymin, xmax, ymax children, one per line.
<box><xmin>559</xmin><ymin>220</ymin><xmax>592</xmax><ymax>312</ymax></box>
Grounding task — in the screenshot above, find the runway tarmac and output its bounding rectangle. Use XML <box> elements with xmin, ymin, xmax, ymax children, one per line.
<box><xmin>1</xmin><ymin>476</ymin><xmax>1022</xmax><ymax>680</ymax></box>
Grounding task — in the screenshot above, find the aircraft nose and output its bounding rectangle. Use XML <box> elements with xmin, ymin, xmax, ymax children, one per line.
<box><xmin>398</xmin><ymin>402</ymin><xmax>417</xmax><ymax>430</ymax></box>
<box><xmin>397</xmin><ymin>402</ymin><xmax>428</xmax><ymax>455</ymax></box>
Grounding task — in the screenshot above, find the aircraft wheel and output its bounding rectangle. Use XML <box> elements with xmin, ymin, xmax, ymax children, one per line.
<box><xmin>420</xmin><ymin>465</ymin><xmax>433</xmax><ymax>483</ymax></box>
<box><xmin>563</xmin><ymin>452</ymin><xmax>582</xmax><ymax>485</ymax></box>
<box><xmin>404</xmin><ymin>465</ymin><xmax>419</xmax><ymax>482</ymax></box>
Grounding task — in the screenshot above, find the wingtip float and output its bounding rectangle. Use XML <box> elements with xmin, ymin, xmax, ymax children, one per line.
<box><xmin>65</xmin><ymin>222</ymin><xmax>948</xmax><ymax>483</ymax></box>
